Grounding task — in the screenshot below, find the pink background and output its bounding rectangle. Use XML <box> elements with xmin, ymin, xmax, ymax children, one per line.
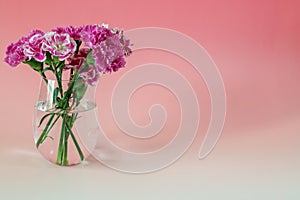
<box><xmin>0</xmin><ymin>0</ymin><xmax>299</xmax><ymax>199</ymax></box>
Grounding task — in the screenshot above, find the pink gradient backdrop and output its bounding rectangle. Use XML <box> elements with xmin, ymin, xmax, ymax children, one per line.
<box><xmin>0</xmin><ymin>0</ymin><xmax>299</xmax><ymax>199</ymax></box>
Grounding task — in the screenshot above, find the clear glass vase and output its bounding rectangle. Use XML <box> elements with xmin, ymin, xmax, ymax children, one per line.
<box><xmin>33</xmin><ymin>74</ymin><xmax>99</xmax><ymax>166</ymax></box>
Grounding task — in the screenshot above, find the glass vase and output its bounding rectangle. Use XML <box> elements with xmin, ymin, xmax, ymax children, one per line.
<box><xmin>33</xmin><ymin>74</ymin><xmax>99</xmax><ymax>166</ymax></box>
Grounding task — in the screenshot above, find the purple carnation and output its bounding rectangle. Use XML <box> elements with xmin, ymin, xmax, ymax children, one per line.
<box><xmin>52</xmin><ymin>26</ymin><xmax>83</xmax><ymax>41</ymax></box>
<box><xmin>110</xmin><ymin>56</ymin><xmax>126</xmax><ymax>72</ymax></box>
<box><xmin>42</xmin><ymin>32</ymin><xmax>76</xmax><ymax>61</ymax></box>
<box><xmin>4</xmin><ymin>40</ymin><xmax>27</xmax><ymax>67</ymax></box>
<box><xmin>23</xmin><ymin>30</ymin><xmax>46</xmax><ymax>62</ymax></box>
<box><xmin>115</xmin><ymin>29</ymin><xmax>132</xmax><ymax>56</ymax></box>
<box><xmin>81</xmin><ymin>24</ymin><xmax>114</xmax><ymax>48</ymax></box>
<box><xmin>4</xmin><ymin>24</ymin><xmax>132</xmax><ymax>75</ymax></box>
<box><xmin>27</xmin><ymin>29</ymin><xmax>44</xmax><ymax>39</ymax></box>
<box><xmin>92</xmin><ymin>35</ymin><xmax>124</xmax><ymax>73</ymax></box>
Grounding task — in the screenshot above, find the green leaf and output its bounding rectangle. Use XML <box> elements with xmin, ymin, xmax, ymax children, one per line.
<box><xmin>73</xmin><ymin>77</ymin><xmax>88</xmax><ymax>104</ymax></box>
<box><xmin>41</xmin><ymin>67</ymin><xmax>52</xmax><ymax>74</ymax></box>
<box><xmin>39</xmin><ymin>114</ymin><xmax>60</xmax><ymax>146</ymax></box>
<box><xmin>38</xmin><ymin>113</ymin><xmax>53</xmax><ymax>128</ymax></box>
<box><xmin>36</xmin><ymin>113</ymin><xmax>55</xmax><ymax>148</ymax></box>
<box><xmin>53</xmin><ymin>56</ymin><xmax>60</xmax><ymax>66</ymax></box>
<box><xmin>86</xmin><ymin>50</ymin><xmax>95</xmax><ymax>66</ymax></box>
<box><xmin>44</xmin><ymin>52</ymin><xmax>52</xmax><ymax>66</ymax></box>
<box><xmin>23</xmin><ymin>59</ymin><xmax>43</xmax><ymax>71</ymax></box>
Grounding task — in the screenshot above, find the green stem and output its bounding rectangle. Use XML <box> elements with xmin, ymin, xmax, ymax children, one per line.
<box><xmin>64</xmin><ymin>70</ymin><xmax>79</xmax><ymax>97</ymax></box>
<box><xmin>53</xmin><ymin>66</ymin><xmax>63</xmax><ymax>97</ymax></box>
<box><xmin>65</xmin><ymin>120</ymin><xmax>84</xmax><ymax>161</ymax></box>
<box><xmin>39</xmin><ymin>63</ymin><xmax>86</xmax><ymax>165</ymax></box>
<box><xmin>56</xmin><ymin>112</ymin><xmax>83</xmax><ymax>165</ymax></box>
<box><xmin>63</xmin><ymin>118</ymin><xmax>69</xmax><ymax>165</ymax></box>
<box><xmin>56</xmin><ymin>114</ymin><xmax>66</xmax><ymax>165</ymax></box>
<box><xmin>39</xmin><ymin>71</ymin><xmax>48</xmax><ymax>84</ymax></box>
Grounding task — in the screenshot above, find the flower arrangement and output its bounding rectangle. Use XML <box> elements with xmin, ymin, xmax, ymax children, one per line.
<box><xmin>4</xmin><ymin>24</ymin><xmax>132</xmax><ymax>165</ymax></box>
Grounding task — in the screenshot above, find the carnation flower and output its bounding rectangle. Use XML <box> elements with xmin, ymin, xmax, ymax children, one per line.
<box><xmin>115</xmin><ymin>29</ymin><xmax>132</xmax><ymax>56</ymax></box>
<box><xmin>4</xmin><ymin>24</ymin><xmax>132</xmax><ymax>80</ymax></box>
<box><xmin>4</xmin><ymin>38</ymin><xmax>27</xmax><ymax>67</ymax></box>
<box><xmin>110</xmin><ymin>56</ymin><xmax>126</xmax><ymax>72</ymax></box>
<box><xmin>42</xmin><ymin>32</ymin><xmax>76</xmax><ymax>61</ymax></box>
<box><xmin>81</xmin><ymin>24</ymin><xmax>114</xmax><ymax>48</ymax></box>
<box><xmin>52</xmin><ymin>26</ymin><xmax>83</xmax><ymax>41</ymax></box>
<box><xmin>23</xmin><ymin>30</ymin><xmax>46</xmax><ymax>62</ymax></box>
<box><xmin>66</xmin><ymin>48</ymin><xmax>90</xmax><ymax>70</ymax></box>
<box><xmin>92</xmin><ymin>35</ymin><xmax>126</xmax><ymax>73</ymax></box>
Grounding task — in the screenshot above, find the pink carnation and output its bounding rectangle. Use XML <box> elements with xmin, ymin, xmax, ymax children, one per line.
<box><xmin>81</xmin><ymin>24</ymin><xmax>114</xmax><ymax>48</ymax></box>
<box><xmin>92</xmin><ymin>35</ymin><xmax>125</xmax><ymax>73</ymax></box>
<box><xmin>52</xmin><ymin>26</ymin><xmax>83</xmax><ymax>41</ymax></box>
<box><xmin>4</xmin><ymin>37</ymin><xmax>27</xmax><ymax>67</ymax></box>
<box><xmin>23</xmin><ymin>30</ymin><xmax>46</xmax><ymax>62</ymax></box>
<box><xmin>110</xmin><ymin>57</ymin><xmax>126</xmax><ymax>72</ymax></box>
<box><xmin>115</xmin><ymin>29</ymin><xmax>132</xmax><ymax>56</ymax></box>
<box><xmin>43</xmin><ymin>32</ymin><xmax>76</xmax><ymax>61</ymax></box>
<box><xmin>4</xmin><ymin>24</ymin><xmax>132</xmax><ymax>76</ymax></box>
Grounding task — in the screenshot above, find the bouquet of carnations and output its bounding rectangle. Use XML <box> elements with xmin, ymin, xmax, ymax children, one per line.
<box><xmin>4</xmin><ymin>24</ymin><xmax>132</xmax><ymax>165</ymax></box>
